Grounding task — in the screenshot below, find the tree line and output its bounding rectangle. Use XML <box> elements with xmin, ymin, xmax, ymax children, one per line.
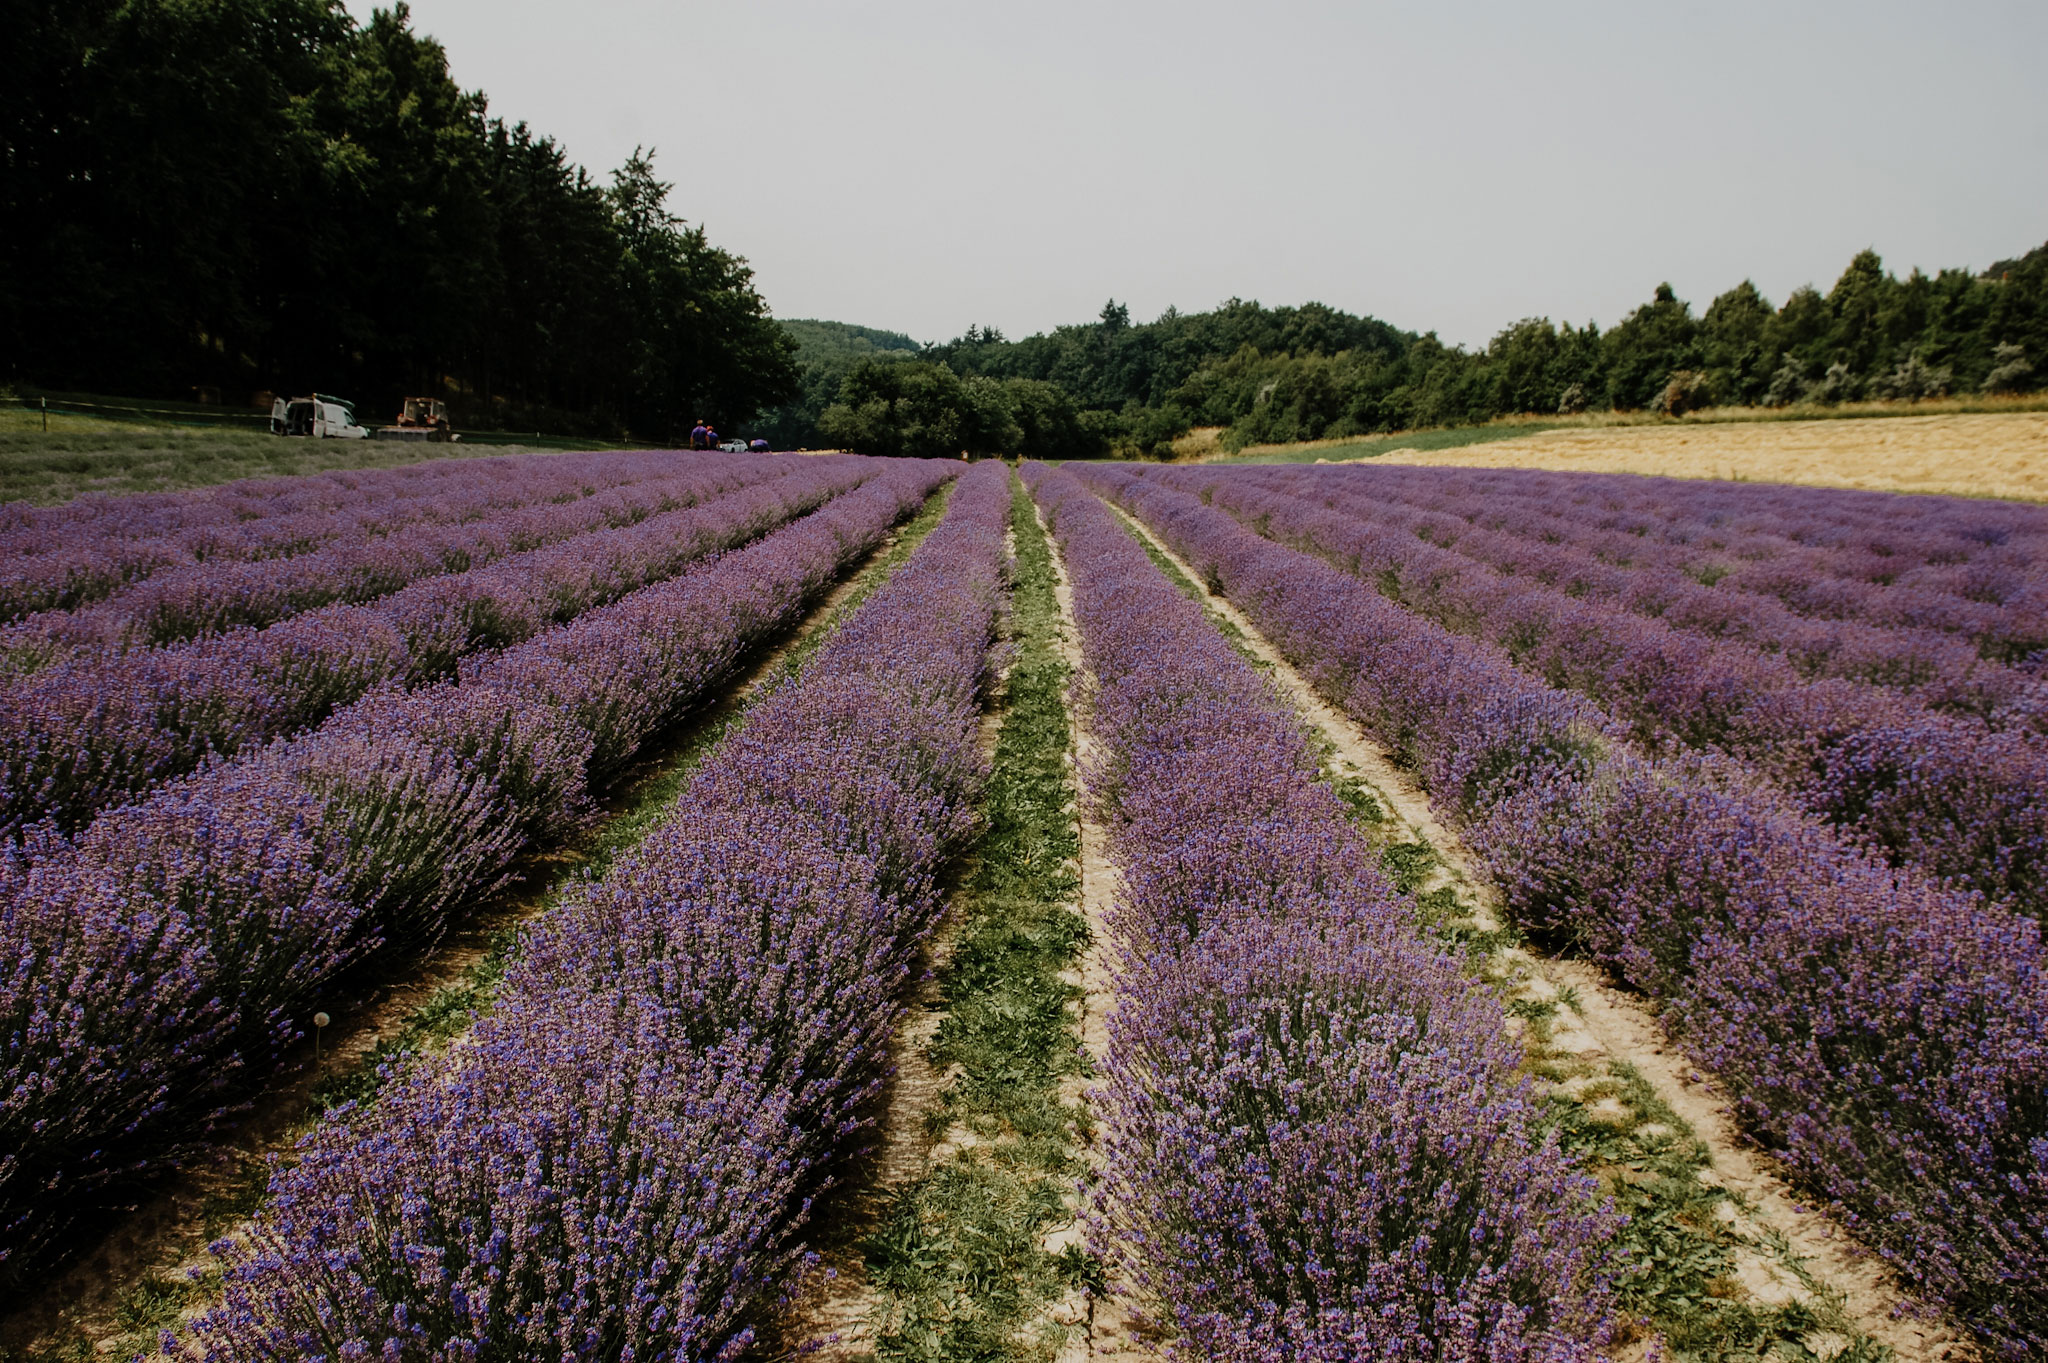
<box><xmin>7</xmin><ymin>4</ymin><xmax>2041</xmax><ymax>456</ymax></box>
<box><xmin>773</xmin><ymin>243</ymin><xmax>2047</xmax><ymax>458</ymax></box>
<box><xmin>1</xmin><ymin>0</ymin><xmax>798</xmax><ymax>440</ymax></box>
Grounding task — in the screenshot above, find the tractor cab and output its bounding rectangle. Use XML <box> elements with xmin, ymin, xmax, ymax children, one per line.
<box><xmin>375</xmin><ymin>396</ymin><xmax>455</xmax><ymax>441</ymax></box>
<box><xmin>398</xmin><ymin>397</ymin><xmax>450</xmax><ymax>432</ymax></box>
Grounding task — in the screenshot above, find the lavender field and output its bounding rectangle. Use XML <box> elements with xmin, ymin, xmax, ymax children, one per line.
<box><xmin>0</xmin><ymin>449</ymin><xmax>2040</xmax><ymax>1362</ymax></box>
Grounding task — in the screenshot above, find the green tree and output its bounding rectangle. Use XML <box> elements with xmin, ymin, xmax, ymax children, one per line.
<box><xmin>1983</xmin><ymin>342</ymin><xmax>2034</xmax><ymax>393</ymax></box>
<box><xmin>1821</xmin><ymin>249</ymin><xmax>1896</xmax><ymax>381</ymax></box>
<box><xmin>1485</xmin><ymin>319</ymin><xmax>1578</xmax><ymax>416</ymax></box>
<box><xmin>752</xmin><ymin>319</ymin><xmax>923</xmax><ymax>448</ymax></box>
<box><xmin>602</xmin><ymin>149</ymin><xmax>799</xmax><ymax>439</ymax></box>
<box><xmin>1700</xmin><ymin>281</ymin><xmax>1774</xmax><ymax>405</ymax></box>
<box><xmin>1602</xmin><ymin>283</ymin><xmax>1701</xmax><ymax>410</ymax></box>
<box><xmin>819</xmin><ymin>359</ymin><xmax>1017</xmax><ymax>458</ymax></box>
<box><xmin>1003</xmin><ymin>378</ymin><xmax>1107</xmax><ymax>459</ymax></box>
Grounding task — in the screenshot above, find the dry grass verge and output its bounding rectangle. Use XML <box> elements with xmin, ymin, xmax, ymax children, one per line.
<box><xmin>1364</xmin><ymin>411</ymin><xmax>2047</xmax><ymax>501</ymax></box>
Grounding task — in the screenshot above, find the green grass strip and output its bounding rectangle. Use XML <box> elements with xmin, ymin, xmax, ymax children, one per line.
<box><xmin>1534</xmin><ymin>1052</ymin><xmax>1890</xmax><ymax>1363</ymax></box>
<box><xmin>859</xmin><ymin>470</ymin><xmax>1095</xmax><ymax>1363</ymax></box>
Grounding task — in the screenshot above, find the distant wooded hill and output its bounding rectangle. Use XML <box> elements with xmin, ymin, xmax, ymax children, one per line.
<box><xmin>769</xmin><ymin>244</ymin><xmax>2048</xmax><ymax>457</ymax></box>
<box><xmin>748</xmin><ymin>320</ymin><xmax>922</xmax><ymax>449</ymax></box>
<box><xmin>781</xmin><ymin>320</ymin><xmax>922</xmax><ymax>360</ymax></box>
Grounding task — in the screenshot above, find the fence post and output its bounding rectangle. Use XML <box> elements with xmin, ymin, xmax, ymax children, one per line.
<box><xmin>41</xmin><ymin>396</ymin><xmax>48</xmax><ymax>432</ymax></box>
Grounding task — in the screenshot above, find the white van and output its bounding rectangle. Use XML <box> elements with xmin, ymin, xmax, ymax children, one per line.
<box><xmin>270</xmin><ymin>394</ymin><xmax>370</xmax><ymax>439</ymax></box>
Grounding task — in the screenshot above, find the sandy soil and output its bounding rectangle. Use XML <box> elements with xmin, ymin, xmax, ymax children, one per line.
<box><xmin>1039</xmin><ymin>504</ymin><xmax>1161</xmax><ymax>1363</ymax></box>
<box><xmin>1371</xmin><ymin>411</ymin><xmax>2048</xmax><ymax>501</ymax></box>
<box><xmin>787</xmin><ymin>811</ymin><xmax>977</xmax><ymax>1362</ymax></box>
<box><xmin>1112</xmin><ymin>507</ymin><xmax>1976</xmax><ymax>1363</ymax></box>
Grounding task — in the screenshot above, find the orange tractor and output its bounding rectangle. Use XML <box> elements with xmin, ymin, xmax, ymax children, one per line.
<box><xmin>374</xmin><ymin>397</ymin><xmax>457</xmax><ymax>442</ymax></box>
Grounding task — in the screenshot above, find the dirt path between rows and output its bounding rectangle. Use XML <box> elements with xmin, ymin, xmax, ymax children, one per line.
<box><xmin>1038</xmin><ymin>503</ymin><xmax>1160</xmax><ymax>1363</ymax></box>
<box><xmin>0</xmin><ymin>517</ymin><xmax>928</xmax><ymax>1363</ymax></box>
<box><xmin>1108</xmin><ymin>505</ymin><xmax>1974</xmax><ymax>1363</ymax></box>
<box><xmin>788</xmin><ymin>529</ymin><xmax>1019</xmax><ymax>1363</ymax></box>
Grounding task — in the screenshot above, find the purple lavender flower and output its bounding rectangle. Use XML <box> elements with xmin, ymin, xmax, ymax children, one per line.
<box><xmin>182</xmin><ymin>462</ymin><xmax>1012</xmax><ymax>1361</ymax></box>
<box><xmin>1105</xmin><ymin>464</ymin><xmax>2048</xmax><ymax>919</ymax></box>
<box><xmin>0</xmin><ymin>459</ymin><xmax>874</xmax><ymax>837</ymax></box>
<box><xmin>1027</xmin><ymin>462</ymin><xmax>1617</xmax><ymax>1362</ymax></box>
<box><xmin>1070</xmin><ymin>462</ymin><xmax>2048</xmax><ymax>1359</ymax></box>
<box><xmin>0</xmin><ymin>459</ymin><xmax>955</xmax><ymax>1287</ymax></box>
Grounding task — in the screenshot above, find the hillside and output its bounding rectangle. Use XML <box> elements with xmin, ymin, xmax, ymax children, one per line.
<box><xmin>751</xmin><ymin>318</ymin><xmax>928</xmax><ymax>448</ymax></box>
<box><xmin>779</xmin><ymin>319</ymin><xmax>923</xmax><ymax>362</ymax></box>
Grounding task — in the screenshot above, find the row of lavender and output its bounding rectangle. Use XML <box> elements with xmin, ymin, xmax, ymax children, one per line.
<box><xmin>1150</xmin><ymin>466</ymin><xmax>2048</xmax><ymax>919</ymax></box>
<box><xmin>0</xmin><ymin>460</ymin><xmax>950</xmax><ymax>1287</ymax></box>
<box><xmin>179</xmin><ymin>460</ymin><xmax>1012</xmax><ymax>1361</ymax></box>
<box><xmin>2</xmin><ymin>453</ymin><xmax>790</xmax><ymax>661</ymax></box>
<box><xmin>1</xmin><ymin>449</ymin><xmax>717</xmax><ymax>623</ymax></box>
<box><xmin>1027</xmin><ymin>463</ymin><xmax>1616</xmax><ymax>1361</ymax></box>
<box><xmin>1080</xmin><ymin>464</ymin><xmax>2048</xmax><ymax>1358</ymax></box>
<box><xmin>0</xmin><ymin>460</ymin><xmax>866</xmax><ymax>837</ymax></box>
<box><xmin>1237</xmin><ymin>464</ymin><xmax>2046</xmax><ymax>714</ymax></box>
<box><xmin>1283</xmin><ymin>462</ymin><xmax>2048</xmax><ymax>650</ymax></box>
<box><xmin>0</xmin><ymin>457</ymin><xmax>523</xmax><ymax>618</ymax></box>
<box><xmin>1361</xmin><ymin>464</ymin><xmax>2047</xmax><ymax>655</ymax></box>
<box><xmin>0</xmin><ymin>447</ymin><xmax>660</xmax><ymax>543</ymax></box>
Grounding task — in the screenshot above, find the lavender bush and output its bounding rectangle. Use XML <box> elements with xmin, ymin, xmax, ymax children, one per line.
<box><xmin>0</xmin><ymin>460</ymin><xmax>952</xmax><ymax>1288</ymax></box>
<box><xmin>1240</xmin><ymin>462</ymin><xmax>2048</xmax><ymax>657</ymax></box>
<box><xmin>1078</xmin><ymin>463</ymin><xmax>2048</xmax><ymax>1358</ymax></box>
<box><xmin>181</xmin><ymin>461</ymin><xmax>1012</xmax><ymax>1362</ymax></box>
<box><xmin>1232</xmin><ymin>464</ymin><xmax>2045</xmax><ymax>715</ymax></box>
<box><xmin>1027</xmin><ymin>462</ymin><xmax>1616</xmax><ymax>1363</ymax></box>
<box><xmin>1107</xmin><ymin>914</ymin><xmax>1615</xmax><ymax>1363</ymax></box>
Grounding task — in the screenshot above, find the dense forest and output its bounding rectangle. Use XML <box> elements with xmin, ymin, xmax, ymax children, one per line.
<box><xmin>767</xmin><ymin>245</ymin><xmax>2047</xmax><ymax>457</ymax></box>
<box><xmin>949</xmin><ymin>248</ymin><xmax>2047</xmax><ymax>455</ymax></box>
<box><xmin>0</xmin><ymin>0</ymin><xmax>798</xmax><ymax>440</ymax></box>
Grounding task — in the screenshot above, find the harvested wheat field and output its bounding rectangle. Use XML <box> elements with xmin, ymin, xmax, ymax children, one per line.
<box><xmin>1372</xmin><ymin>411</ymin><xmax>2048</xmax><ymax>500</ymax></box>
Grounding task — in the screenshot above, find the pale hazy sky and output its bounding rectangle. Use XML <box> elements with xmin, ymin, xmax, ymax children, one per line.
<box><xmin>355</xmin><ymin>0</ymin><xmax>2046</xmax><ymax>347</ymax></box>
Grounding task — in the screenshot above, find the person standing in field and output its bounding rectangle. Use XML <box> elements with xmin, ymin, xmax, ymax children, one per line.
<box><xmin>689</xmin><ymin>419</ymin><xmax>709</xmax><ymax>450</ymax></box>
